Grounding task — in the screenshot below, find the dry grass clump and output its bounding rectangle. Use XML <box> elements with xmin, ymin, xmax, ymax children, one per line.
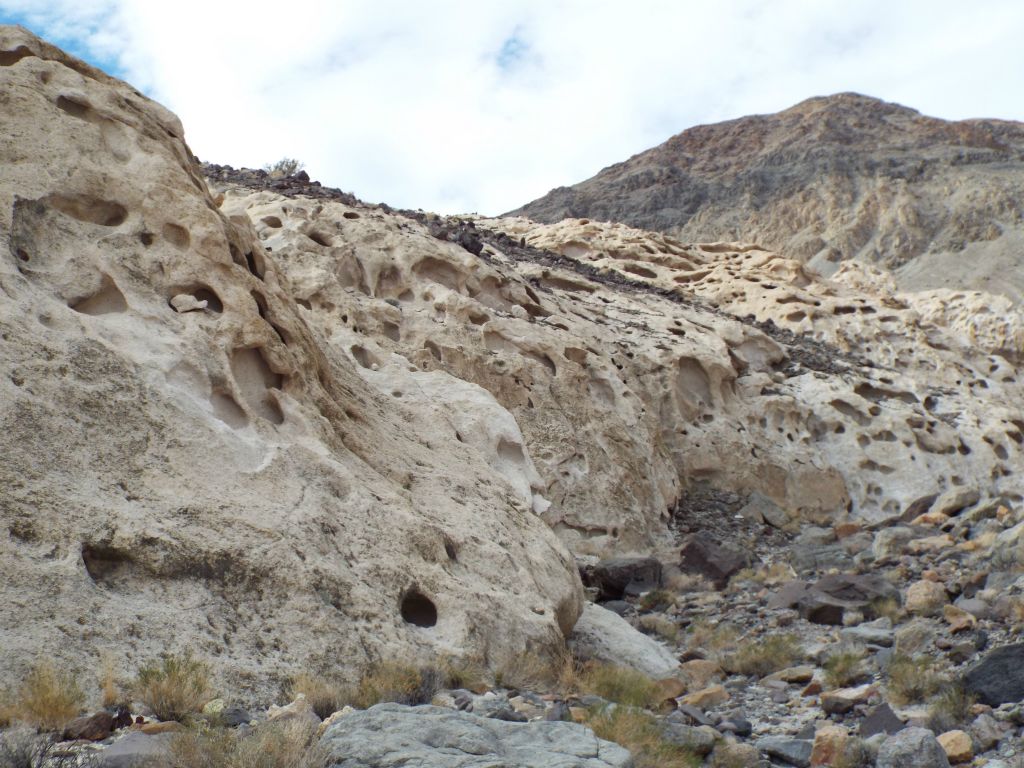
<box><xmin>868</xmin><ymin>596</ymin><xmax>903</xmax><ymax>623</ymax></box>
<box><xmin>99</xmin><ymin>654</ymin><xmax>122</xmax><ymax>709</ymax></box>
<box><xmin>927</xmin><ymin>683</ymin><xmax>976</xmax><ymax>733</ymax></box>
<box><xmin>0</xmin><ymin>728</ymin><xmax>100</xmax><ymax>768</ymax></box>
<box><xmin>437</xmin><ymin>656</ymin><xmax>488</xmax><ymax>692</ymax></box>
<box><xmin>133</xmin><ymin>653</ymin><xmax>212</xmax><ymax>722</ymax></box>
<box><xmin>885</xmin><ymin>654</ymin><xmax>945</xmax><ymax>705</ymax></box>
<box><xmin>638</xmin><ymin>615</ymin><xmax>679</xmax><ymax>643</ymax></box>
<box><xmin>823</xmin><ymin>646</ymin><xmax>869</xmax><ymax>689</ymax></box>
<box><xmin>287</xmin><ymin>673</ymin><xmax>346</xmax><ymax>721</ymax></box>
<box><xmin>723</xmin><ymin>633</ymin><xmax>802</xmax><ymax>677</ymax></box>
<box><xmin>728</xmin><ymin>562</ymin><xmax>796</xmax><ymax>587</ymax></box>
<box><xmin>8</xmin><ymin>662</ymin><xmax>84</xmax><ymax>732</ymax></box>
<box><xmin>639</xmin><ymin>590</ymin><xmax>676</xmax><ymax>613</ymax></box>
<box><xmin>586</xmin><ymin>707</ymin><xmax>701</xmax><ymax>768</ymax></box>
<box><xmin>664</xmin><ymin>571</ymin><xmax>712</xmax><ymax>593</ymax></box>
<box><xmin>686</xmin><ymin>620</ymin><xmax>739</xmax><ymax>654</ymax></box>
<box><xmin>494</xmin><ymin>648</ymin><xmax>578</xmax><ymax>694</ymax></box>
<box><xmin>345</xmin><ymin>662</ymin><xmax>439</xmax><ymax>710</ymax></box>
<box><xmin>165</xmin><ymin>719</ymin><xmax>328</xmax><ymax>768</ymax></box>
<box><xmin>579</xmin><ymin>665</ymin><xmax>659</xmax><ymax>708</ymax></box>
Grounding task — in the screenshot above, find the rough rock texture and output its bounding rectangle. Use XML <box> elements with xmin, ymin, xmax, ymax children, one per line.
<box><xmin>962</xmin><ymin>643</ymin><xmax>1024</xmax><ymax>705</ymax></box>
<box><xmin>319</xmin><ymin>703</ymin><xmax>633</xmax><ymax>768</ymax></box>
<box><xmin>876</xmin><ymin>727</ymin><xmax>950</xmax><ymax>768</ymax></box>
<box><xmin>568</xmin><ymin>603</ymin><xmax>680</xmax><ymax>679</ymax></box>
<box><xmin>510</xmin><ymin>93</ymin><xmax>1024</xmax><ymax>302</ymax></box>
<box><xmin>0</xmin><ymin>25</ymin><xmax>581</xmax><ymax>702</ymax></box>
<box><xmin>486</xmin><ymin>215</ymin><xmax>1024</xmax><ymax>524</ymax></box>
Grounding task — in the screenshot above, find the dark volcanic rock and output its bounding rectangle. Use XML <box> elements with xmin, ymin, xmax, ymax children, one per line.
<box><xmin>859</xmin><ymin>703</ymin><xmax>906</xmax><ymax>738</ymax></box>
<box><xmin>678</xmin><ymin>531</ymin><xmax>753</xmax><ymax>589</ymax></box>
<box><xmin>584</xmin><ymin>556</ymin><xmax>662</xmax><ymax>600</ymax></box>
<box><xmin>509</xmin><ymin>93</ymin><xmax>1024</xmax><ymax>302</ymax></box>
<box><xmin>962</xmin><ymin>642</ymin><xmax>1024</xmax><ymax>705</ymax></box>
<box><xmin>767</xmin><ymin>573</ymin><xmax>898</xmax><ymax>625</ymax></box>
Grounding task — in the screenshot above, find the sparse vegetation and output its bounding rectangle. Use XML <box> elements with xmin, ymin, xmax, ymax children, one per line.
<box><xmin>823</xmin><ymin>646</ymin><xmax>868</xmax><ymax>689</ymax></box>
<box><xmin>0</xmin><ymin>728</ymin><xmax>98</xmax><ymax>768</ymax></box>
<box><xmin>723</xmin><ymin>633</ymin><xmax>802</xmax><ymax>677</ymax></box>
<box><xmin>287</xmin><ymin>673</ymin><xmax>346</xmax><ymax>721</ymax></box>
<box><xmin>437</xmin><ymin>655</ymin><xmax>488</xmax><ymax>692</ymax></box>
<box><xmin>494</xmin><ymin>648</ymin><xmax>578</xmax><ymax>694</ymax></box>
<box><xmin>868</xmin><ymin>596</ymin><xmax>903</xmax><ymax>623</ymax></box>
<box><xmin>885</xmin><ymin>654</ymin><xmax>945</xmax><ymax>705</ymax></box>
<box><xmin>927</xmin><ymin>683</ymin><xmax>976</xmax><ymax>732</ymax></box>
<box><xmin>133</xmin><ymin>652</ymin><xmax>212</xmax><ymax>722</ymax></box>
<box><xmin>686</xmin><ymin>620</ymin><xmax>739</xmax><ymax>654</ymax></box>
<box><xmin>8</xmin><ymin>662</ymin><xmax>84</xmax><ymax>732</ymax></box>
<box><xmin>345</xmin><ymin>662</ymin><xmax>437</xmax><ymax>710</ymax></box>
<box><xmin>586</xmin><ymin>706</ymin><xmax>701</xmax><ymax>768</ymax></box>
<box><xmin>263</xmin><ymin>158</ymin><xmax>304</xmax><ymax>178</ymax></box>
<box><xmin>164</xmin><ymin>719</ymin><xmax>328</xmax><ymax>768</ymax></box>
<box><xmin>579</xmin><ymin>664</ymin><xmax>659</xmax><ymax>708</ymax></box>
<box><xmin>638</xmin><ymin>614</ymin><xmax>679</xmax><ymax>642</ymax></box>
<box><xmin>664</xmin><ymin>571</ymin><xmax>712</xmax><ymax>593</ymax></box>
<box><xmin>728</xmin><ymin>562</ymin><xmax>795</xmax><ymax>587</ymax></box>
<box><xmin>99</xmin><ymin>654</ymin><xmax>122</xmax><ymax>708</ymax></box>
<box><xmin>639</xmin><ymin>589</ymin><xmax>676</xmax><ymax>612</ymax></box>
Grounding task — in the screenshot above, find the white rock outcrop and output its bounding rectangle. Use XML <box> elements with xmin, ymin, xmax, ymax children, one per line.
<box><xmin>0</xmin><ymin>26</ymin><xmax>581</xmax><ymax>702</ymax></box>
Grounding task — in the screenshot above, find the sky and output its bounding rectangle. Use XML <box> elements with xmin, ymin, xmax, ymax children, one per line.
<box><xmin>3</xmin><ymin>1</ymin><xmax>1023</xmax><ymax>215</ymax></box>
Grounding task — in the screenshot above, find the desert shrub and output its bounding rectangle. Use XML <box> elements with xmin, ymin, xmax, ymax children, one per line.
<box><xmin>823</xmin><ymin>646</ymin><xmax>868</xmax><ymax>688</ymax></box>
<box><xmin>664</xmin><ymin>571</ymin><xmax>712</xmax><ymax>593</ymax></box>
<box><xmin>346</xmin><ymin>662</ymin><xmax>435</xmax><ymax>709</ymax></box>
<box><xmin>99</xmin><ymin>655</ymin><xmax>122</xmax><ymax>709</ymax></box>
<box><xmin>10</xmin><ymin>662</ymin><xmax>84</xmax><ymax>732</ymax></box>
<box><xmin>287</xmin><ymin>673</ymin><xmax>345</xmax><ymax>721</ymax></box>
<box><xmin>133</xmin><ymin>653</ymin><xmax>212</xmax><ymax>722</ymax></box>
<box><xmin>885</xmin><ymin>654</ymin><xmax>945</xmax><ymax>705</ymax></box>
<box><xmin>927</xmin><ymin>683</ymin><xmax>976</xmax><ymax>732</ymax></box>
<box><xmin>263</xmin><ymin>158</ymin><xmax>304</xmax><ymax>178</ymax></box>
<box><xmin>638</xmin><ymin>614</ymin><xmax>679</xmax><ymax>642</ymax></box>
<box><xmin>724</xmin><ymin>633</ymin><xmax>802</xmax><ymax>677</ymax></box>
<box><xmin>728</xmin><ymin>562</ymin><xmax>795</xmax><ymax>588</ymax></box>
<box><xmin>165</xmin><ymin>719</ymin><xmax>327</xmax><ymax>768</ymax></box>
<box><xmin>0</xmin><ymin>728</ymin><xmax>99</xmax><ymax>768</ymax></box>
<box><xmin>586</xmin><ymin>706</ymin><xmax>701</xmax><ymax>768</ymax></box>
<box><xmin>639</xmin><ymin>590</ymin><xmax>676</xmax><ymax>613</ymax></box>
<box><xmin>579</xmin><ymin>664</ymin><xmax>658</xmax><ymax>708</ymax></box>
<box><xmin>494</xmin><ymin>648</ymin><xmax>577</xmax><ymax>694</ymax></box>
<box><xmin>868</xmin><ymin>596</ymin><xmax>903</xmax><ymax>623</ymax></box>
<box><xmin>437</xmin><ymin>655</ymin><xmax>488</xmax><ymax>692</ymax></box>
<box><xmin>686</xmin><ymin>620</ymin><xmax>738</xmax><ymax>654</ymax></box>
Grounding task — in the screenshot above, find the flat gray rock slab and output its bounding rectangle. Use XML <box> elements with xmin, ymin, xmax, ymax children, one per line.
<box><xmin>320</xmin><ymin>703</ymin><xmax>633</xmax><ymax>768</ymax></box>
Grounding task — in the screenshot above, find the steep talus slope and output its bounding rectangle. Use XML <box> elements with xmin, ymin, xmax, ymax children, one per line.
<box><xmin>0</xmin><ymin>26</ymin><xmax>581</xmax><ymax>701</ymax></box>
<box><xmin>509</xmin><ymin>93</ymin><xmax>1024</xmax><ymax>301</ymax></box>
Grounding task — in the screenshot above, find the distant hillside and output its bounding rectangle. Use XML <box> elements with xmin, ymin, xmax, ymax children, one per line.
<box><xmin>510</xmin><ymin>93</ymin><xmax>1024</xmax><ymax>301</ymax></box>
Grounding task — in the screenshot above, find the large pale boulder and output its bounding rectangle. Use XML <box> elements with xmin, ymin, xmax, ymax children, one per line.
<box><xmin>0</xmin><ymin>25</ymin><xmax>581</xmax><ymax>702</ymax></box>
<box><xmin>569</xmin><ymin>603</ymin><xmax>680</xmax><ymax>679</ymax></box>
<box><xmin>319</xmin><ymin>703</ymin><xmax>633</xmax><ymax>768</ymax></box>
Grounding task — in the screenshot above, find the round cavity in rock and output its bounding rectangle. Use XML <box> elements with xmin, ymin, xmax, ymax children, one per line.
<box><xmin>400</xmin><ymin>588</ymin><xmax>437</xmax><ymax>628</ymax></box>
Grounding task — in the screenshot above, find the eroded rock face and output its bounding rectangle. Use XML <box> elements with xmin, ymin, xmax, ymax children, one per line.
<box><xmin>509</xmin><ymin>92</ymin><xmax>1024</xmax><ymax>302</ymax></box>
<box><xmin>0</xmin><ymin>26</ymin><xmax>581</xmax><ymax>702</ymax></box>
<box><xmin>488</xmin><ymin>216</ymin><xmax>1024</xmax><ymax>525</ymax></box>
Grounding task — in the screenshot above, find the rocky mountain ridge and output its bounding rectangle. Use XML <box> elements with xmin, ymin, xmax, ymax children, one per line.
<box><xmin>510</xmin><ymin>93</ymin><xmax>1024</xmax><ymax>302</ymax></box>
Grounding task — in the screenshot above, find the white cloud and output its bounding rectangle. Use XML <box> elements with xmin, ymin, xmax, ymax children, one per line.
<box><xmin>4</xmin><ymin>1</ymin><xmax>1024</xmax><ymax>214</ymax></box>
